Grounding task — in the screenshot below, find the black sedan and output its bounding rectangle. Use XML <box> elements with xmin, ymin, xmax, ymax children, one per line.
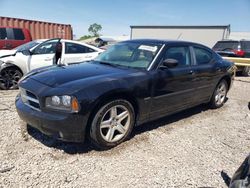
<box><xmin>15</xmin><ymin>39</ymin><xmax>235</xmax><ymax>149</ymax></box>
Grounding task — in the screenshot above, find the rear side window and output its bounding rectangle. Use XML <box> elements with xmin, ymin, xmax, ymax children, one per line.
<box><xmin>13</xmin><ymin>29</ymin><xmax>25</xmax><ymax>40</ymax></box>
<box><xmin>164</xmin><ymin>46</ymin><xmax>191</xmax><ymax>67</ymax></box>
<box><xmin>0</xmin><ymin>28</ymin><xmax>7</xmax><ymax>39</ymax></box>
<box><xmin>65</xmin><ymin>42</ymin><xmax>96</xmax><ymax>54</ymax></box>
<box><xmin>213</xmin><ymin>41</ymin><xmax>240</xmax><ymax>51</ymax></box>
<box><xmin>241</xmin><ymin>41</ymin><xmax>250</xmax><ymax>50</ymax></box>
<box><xmin>194</xmin><ymin>47</ymin><xmax>213</xmax><ymax>65</ymax></box>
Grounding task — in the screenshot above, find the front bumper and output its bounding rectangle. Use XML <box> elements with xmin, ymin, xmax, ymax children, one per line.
<box><xmin>15</xmin><ymin>95</ymin><xmax>87</xmax><ymax>143</ymax></box>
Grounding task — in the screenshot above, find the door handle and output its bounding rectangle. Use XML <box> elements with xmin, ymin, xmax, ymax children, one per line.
<box><xmin>45</xmin><ymin>58</ymin><xmax>52</xmax><ymax>61</ymax></box>
<box><xmin>216</xmin><ymin>68</ymin><xmax>222</xmax><ymax>72</ymax></box>
<box><xmin>85</xmin><ymin>55</ymin><xmax>93</xmax><ymax>58</ymax></box>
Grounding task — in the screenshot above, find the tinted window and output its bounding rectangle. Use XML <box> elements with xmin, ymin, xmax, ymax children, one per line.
<box><xmin>0</xmin><ymin>28</ymin><xmax>7</xmax><ymax>39</ymax></box>
<box><xmin>241</xmin><ymin>41</ymin><xmax>250</xmax><ymax>50</ymax></box>
<box><xmin>65</xmin><ymin>42</ymin><xmax>96</xmax><ymax>54</ymax></box>
<box><xmin>194</xmin><ymin>47</ymin><xmax>212</xmax><ymax>65</ymax></box>
<box><xmin>213</xmin><ymin>41</ymin><xmax>240</xmax><ymax>51</ymax></box>
<box><xmin>13</xmin><ymin>29</ymin><xmax>25</xmax><ymax>40</ymax></box>
<box><xmin>33</xmin><ymin>41</ymin><xmax>57</xmax><ymax>54</ymax></box>
<box><xmin>164</xmin><ymin>46</ymin><xmax>191</xmax><ymax>67</ymax></box>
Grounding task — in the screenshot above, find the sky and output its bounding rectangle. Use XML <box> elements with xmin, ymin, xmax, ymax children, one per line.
<box><xmin>0</xmin><ymin>0</ymin><xmax>250</xmax><ymax>39</ymax></box>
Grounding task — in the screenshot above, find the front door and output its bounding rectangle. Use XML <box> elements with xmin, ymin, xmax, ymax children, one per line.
<box><xmin>28</xmin><ymin>40</ymin><xmax>58</xmax><ymax>71</ymax></box>
<box><xmin>150</xmin><ymin>45</ymin><xmax>196</xmax><ymax>120</ymax></box>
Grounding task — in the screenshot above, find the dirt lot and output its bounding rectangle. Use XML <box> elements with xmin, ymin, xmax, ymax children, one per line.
<box><xmin>0</xmin><ymin>77</ymin><xmax>250</xmax><ymax>188</ymax></box>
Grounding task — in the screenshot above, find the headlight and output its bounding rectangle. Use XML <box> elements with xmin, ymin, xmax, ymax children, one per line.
<box><xmin>45</xmin><ymin>95</ymin><xmax>80</xmax><ymax>113</ymax></box>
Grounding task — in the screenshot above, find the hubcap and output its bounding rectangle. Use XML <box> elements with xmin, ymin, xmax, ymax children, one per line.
<box><xmin>0</xmin><ymin>69</ymin><xmax>22</xmax><ymax>90</ymax></box>
<box><xmin>100</xmin><ymin>105</ymin><xmax>130</xmax><ymax>143</ymax></box>
<box><xmin>215</xmin><ymin>82</ymin><xmax>227</xmax><ymax>106</ymax></box>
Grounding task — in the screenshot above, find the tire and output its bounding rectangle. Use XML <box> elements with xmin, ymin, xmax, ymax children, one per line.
<box><xmin>210</xmin><ymin>79</ymin><xmax>228</xmax><ymax>109</ymax></box>
<box><xmin>0</xmin><ymin>67</ymin><xmax>22</xmax><ymax>90</ymax></box>
<box><xmin>90</xmin><ymin>99</ymin><xmax>135</xmax><ymax>149</ymax></box>
<box><xmin>242</xmin><ymin>67</ymin><xmax>250</xmax><ymax>77</ymax></box>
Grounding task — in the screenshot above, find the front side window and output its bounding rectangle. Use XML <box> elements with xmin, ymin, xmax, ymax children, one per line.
<box><xmin>163</xmin><ymin>46</ymin><xmax>191</xmax><ymax>67</ymax></box>
<box><xmin>95</xmin><ymin>42</ymin><xmax>162</xmax><ymax>69</ymax></box>
<box><xmin>13</xmin><ymin>29</ymin><xmax>25</xmax><ymax>40</ymax></box>
<box><xmin>194</xmin><ymin>47</ymin><xmax>212</xmax><ymax>65</ymax></box>
<box><xmin>65</xmin><ymin>42</ymin><xmax>96</xmax><ymax>54</ymax></box>
<box><xmin>33</xmin><ymin>41</ymin><xmax>57</xmax><ymax>55</ymax></box>
<box><xmin>0</xmin><ymin>28</ymin><xmax>7</xmax><ymax>40</ymax></box>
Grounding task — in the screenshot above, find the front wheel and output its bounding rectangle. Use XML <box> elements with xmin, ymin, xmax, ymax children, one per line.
<box><xmin>0</xmin><ymin>67</ymin><xmax>22</xmax><ymax>90</ymax></box>
<box><xmin>210</xmin><ymin>79</ymin><xmax>228</xmax><ymax>109</ymax></box>
<box><xmin>90</xmin><ymin>100</ymin><xmax>135</xmax><ymax>149</ymax></box>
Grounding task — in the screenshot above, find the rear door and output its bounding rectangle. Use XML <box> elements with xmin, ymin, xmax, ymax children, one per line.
<box><xmin>0</xmin><ymin>28</ymin><xmax>7</xmax><ymax>49</ymax></box>
<box><xmin>62</xmin><ymin>42</ymin><xmax>99</xmax><ymax>64</ymax></box>
<box><xmin>150</xmin><ymin>44</ymin><xmax>196</xmax><ymax>119</ymax></box>
<box><xmin>5</xmin><ymin>28</ymin><xmax>27</xmax><ymax>49</ymax></box>
<box><xmin>190</xmin><ymin>45</ymin><xmax>221</xmax><ymax>103</ymax></box>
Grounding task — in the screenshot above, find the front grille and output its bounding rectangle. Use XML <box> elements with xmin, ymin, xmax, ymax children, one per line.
<box><xmin>20</xmin><ymin>88</ymin><xmax>40</xmax><ymax>111</ymax></box>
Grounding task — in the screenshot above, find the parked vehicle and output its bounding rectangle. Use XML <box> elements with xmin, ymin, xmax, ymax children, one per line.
<box><xmin>0</xmin><ymin>38</ymin><xmax>104</xmax><ymax>89</ymax></box>
<box><xmin>0</xmin><ymin>27</ymin><xmax>32</xmax><ymax>50</ymax></box>
<box><xmin>212</xmin><ymin>40</ymin><xmax>250</xmax><ymax>76</ymax></box>
<box><xmin>16</xmin><ymin>39</ymin><xmax>235</xmax><ymax>149</ymax></box>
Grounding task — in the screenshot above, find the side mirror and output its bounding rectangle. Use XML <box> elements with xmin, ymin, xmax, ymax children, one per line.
<box><xmin>161</xmin><ymin>58</ymin><xmax>178</xmax><ymax>68</ymax></box>
<box><xmin>21</xmin><ymin>50</ymin><xmax>32</xmax><ymax>56</ymax></box>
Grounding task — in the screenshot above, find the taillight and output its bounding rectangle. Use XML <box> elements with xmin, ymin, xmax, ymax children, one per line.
<box><xmin>233</xmin><ymin>49</ymin><xmax>245</xmax><ymax>57</ymax></box>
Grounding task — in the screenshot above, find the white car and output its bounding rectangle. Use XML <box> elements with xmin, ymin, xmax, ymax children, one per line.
<box><xmin>0</xmin><ymin>39</ymin><xmax>103</xmax><ymax>89</ymax></box>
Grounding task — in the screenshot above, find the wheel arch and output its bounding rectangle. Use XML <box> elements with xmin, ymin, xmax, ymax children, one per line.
<box><xmin>219</xmin><ymin>75</ymin><xmax>231</xmax><ymax>90</ymax></box>
<box><xmin>0</xmin><ymin>62</ymin><xmax>24</xmax><ymax>76</ymax></box>
<box><xmin>85</xmin><ymin>90</ymin><xmax>139</xmax><ymax>135</ymax></box>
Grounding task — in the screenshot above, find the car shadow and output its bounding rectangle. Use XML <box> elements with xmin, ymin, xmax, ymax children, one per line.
<box><xmin>27</xmin><ymin>103</ymin><xmax>213</xmax><ymax>154</ymax></box>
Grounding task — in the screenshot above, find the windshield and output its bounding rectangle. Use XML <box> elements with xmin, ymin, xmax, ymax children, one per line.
<box><xmin>14</xmin><ymin>41</ymin><xmax>41</xmax><ymax>51</ymax></box>
<box><xmin>95</xmin><ymin>42</ymin><xmax>162</xmax><ymax>69</ymax></box>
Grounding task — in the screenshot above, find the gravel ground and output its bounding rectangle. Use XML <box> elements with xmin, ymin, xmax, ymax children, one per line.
<box><xmin>0</xmin><ymin>77</ymin><xmax>250</xmax><ymax>188</ymax></box>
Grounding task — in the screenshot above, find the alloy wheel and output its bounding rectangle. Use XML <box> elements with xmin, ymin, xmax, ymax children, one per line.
<box><xmin>215</xmin><ymin>81</ymin><xmax>227</xmax><ymax>106</ymax></box>
<box><xmin>100</xmin><ymin>105</ymin><xmax>131</xmax><ymax>143</ymax></box>
<box><xmin>0</xmin><ymin>68</ymin><xmax>22</xmax><ymax>90</ymax></box>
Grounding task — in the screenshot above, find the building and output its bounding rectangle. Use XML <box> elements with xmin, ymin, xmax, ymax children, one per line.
<box><xmin>130</xmin><ymin>25</ymin><xmax>230</xmax><ymax>48</ymax></box>
<box><xmin>229</xmin><ymin>32</ymin><xmax>250</xmax><ymax>40</ymax></box>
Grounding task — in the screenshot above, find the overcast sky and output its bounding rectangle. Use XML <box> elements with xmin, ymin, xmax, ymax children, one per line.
<box><xmin>0</xmin><ymin>0</ymin><xmax>250</xmax><ymax>39</ymax></box>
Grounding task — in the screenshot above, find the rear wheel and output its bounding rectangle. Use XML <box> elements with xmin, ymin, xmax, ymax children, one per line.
<box><xmin>242</xmin><ymin>66</ymin><xmax>250</xmax><ymax>77</ymax></box>
<box><xmin>90</xmin><ymin>100</ymin><xmax>135</xmax><ymax>149</ymax></box>
<box><xmin>0</xmin><ymin>67</ymin><xmax>22</xmax><ymax>90</ymax></box>
<box><xmin>210</xmin><ymin>79</ymin><xmax>228</xmax><ymax>109</ymax></box>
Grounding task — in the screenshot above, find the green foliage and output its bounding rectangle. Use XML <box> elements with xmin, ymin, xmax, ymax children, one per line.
<box><xmin>88</xmin><ymin>23</ymin><xmax>102</xmax><ymax>37</ymax></box>
<box><xmin>78</xmin><ymin>35</ymin><xmax>93</xmax><ymax>41</ymax></box>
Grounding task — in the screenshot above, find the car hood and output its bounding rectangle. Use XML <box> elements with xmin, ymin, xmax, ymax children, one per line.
<box><xmin>27</xmin><ymin>62</ymin><xmax>134</xmax><ymax>88</ymax></box>
<box><xmin>0</xmin><ymin>50</ymin><xmax>16</xmax><ymax>58</ymax></box>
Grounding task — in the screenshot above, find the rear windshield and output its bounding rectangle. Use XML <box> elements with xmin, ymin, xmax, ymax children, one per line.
<box><xmin>241</xmin><ymin>41</ymin><xmax>250</xmax><ymax>50</ymax></box>
<box><xmin>213</xmin><ymin>41</ymin><xmax>240</xmax><ymax>51</ymax></box>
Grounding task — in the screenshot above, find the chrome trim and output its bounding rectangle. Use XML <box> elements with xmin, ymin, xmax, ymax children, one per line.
<box><xmin>22</xmin><ymin>95</ymin><xmax>39</xmax><ymax>103</ymax></box>
<box><xmin>147</xmin><ymin>44</ymin><xmax>165</xmax><ymax>71</ymax></box>
<box><xmin>20</xmin><ymin>88</ymin><xmax>40</xmax><ymax>111</ymax></box>
<box><xmin>25</xmin><ymin>103</ymin><xmax>41</xmax><ymax>112</ymax></box>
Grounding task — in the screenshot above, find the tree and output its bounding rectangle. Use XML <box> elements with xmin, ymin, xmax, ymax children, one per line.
<box><xmin>88</xmin><ymin>23</ymin><xmax>102</xmax><ymax>37</ymax></box>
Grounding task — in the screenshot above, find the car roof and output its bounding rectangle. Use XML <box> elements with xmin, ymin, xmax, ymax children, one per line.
<box><xmin>122</xmin><ymin>39</ymin><xmax>209</xmax><ymax>48</ymax></box>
